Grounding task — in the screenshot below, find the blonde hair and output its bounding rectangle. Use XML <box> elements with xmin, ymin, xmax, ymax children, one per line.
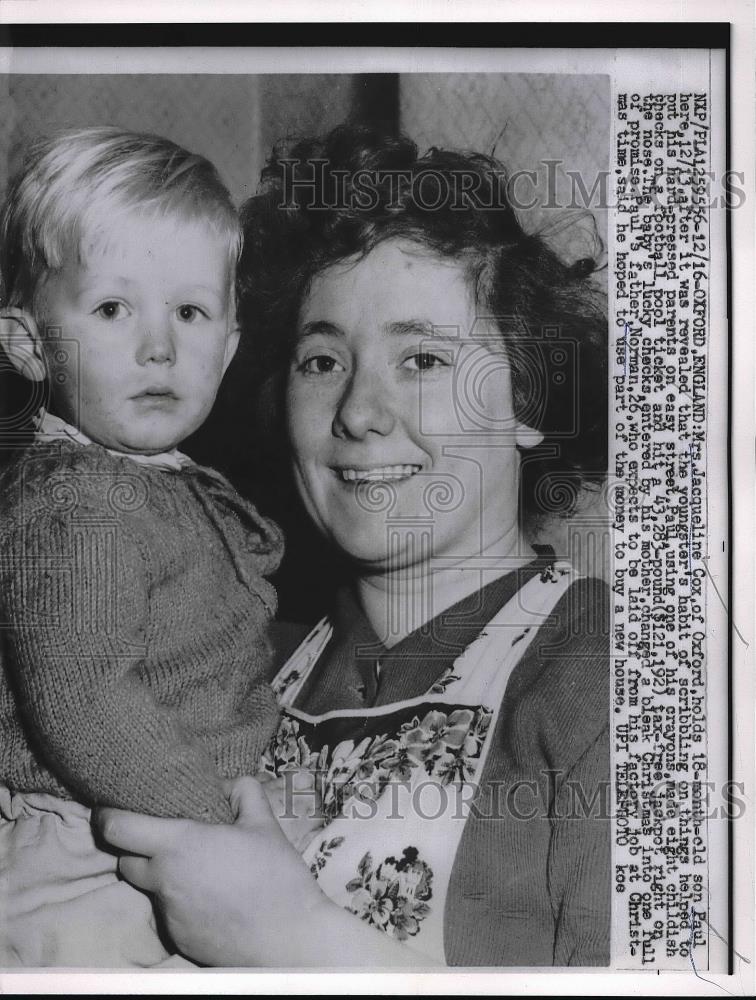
<box><xmin>0</xmin><ymin>126</ymin><xmax>242</xmax><ymax>309</ymax></box>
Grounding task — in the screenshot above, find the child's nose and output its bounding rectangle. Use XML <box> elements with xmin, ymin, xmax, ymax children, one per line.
<box><xmin>137</xmin><ymin>317</ymin><xmax>176</xmax><ymax>366</ymax></box>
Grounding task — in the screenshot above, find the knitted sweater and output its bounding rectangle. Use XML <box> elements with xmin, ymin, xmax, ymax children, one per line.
<box><xmin>0</xmin><ymin>439</ymin><xmax>282</xmax><ymax>824</ymax></box>
<box><xmin>269</xmin><ymin>555</ymin><xmax>610</xmax><ymax>966</ymax></box>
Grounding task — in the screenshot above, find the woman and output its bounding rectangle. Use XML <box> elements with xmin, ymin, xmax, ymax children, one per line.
<box><xmin>100</xmin><ymin>125</ymin><xmax>610</xmax><ymax>967</ymax></box>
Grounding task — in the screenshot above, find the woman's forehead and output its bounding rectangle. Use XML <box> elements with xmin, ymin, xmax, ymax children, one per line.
<box><xmin>301</xmin><ymin>239</ymin><xmax>479</xmax><ymax>327</ymax></box>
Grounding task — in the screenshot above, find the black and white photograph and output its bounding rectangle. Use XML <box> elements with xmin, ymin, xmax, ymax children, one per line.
<box><xmin>0</xmin><ymin>5</ymin><xmax>752</xmax><ymax>995</ymax></box>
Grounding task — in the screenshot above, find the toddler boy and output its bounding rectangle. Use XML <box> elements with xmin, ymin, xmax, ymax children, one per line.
<box><xmin>0</xmin><ymin>126</ymin><xmax>281</xmax><ymax>827</ymax></box>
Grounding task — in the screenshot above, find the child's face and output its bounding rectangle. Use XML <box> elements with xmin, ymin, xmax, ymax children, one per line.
<box><xmin>33</xmin><ymin>212</ymin><xmax>239</xmax><ymax>454</ymax></box>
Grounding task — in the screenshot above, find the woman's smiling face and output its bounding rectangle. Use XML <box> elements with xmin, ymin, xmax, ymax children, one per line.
<box><xmin>286</xmin><ymin>238</ymin><xmax>540</xmax><ymax>573</ymax></box>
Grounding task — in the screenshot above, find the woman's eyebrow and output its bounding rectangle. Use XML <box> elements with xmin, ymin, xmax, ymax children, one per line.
<box><xmin>297</xmin><ymin>319</ymin><xmax>451</xmax><ymax>338</ymax></box>
<box><xmin>298</xmin><ymin>320</ymin><xmax>343</xmax><ymax>339</ymax></box>
<box><xmin>385</xmin><ymin>319</ymin><xmax>443</xmax><ymax>338</ymax></box>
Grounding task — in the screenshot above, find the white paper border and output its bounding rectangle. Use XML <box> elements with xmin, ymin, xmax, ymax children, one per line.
<box><xmin>0</xmin><ymin>2</ymin><xmax>752</xmax><ymax>995</ymax></box>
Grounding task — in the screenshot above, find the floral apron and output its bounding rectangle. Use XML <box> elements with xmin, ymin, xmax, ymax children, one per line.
<box><xmin>260</xmin><ymin>562</ymin><xmax>577</xmax><ymax>964</ymax></box>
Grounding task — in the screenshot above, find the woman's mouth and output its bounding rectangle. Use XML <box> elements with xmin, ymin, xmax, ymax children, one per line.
<box><xmin>337</xmin><ymin>464</ymin><xmax>422</xmax><ymax>483</ymax></box>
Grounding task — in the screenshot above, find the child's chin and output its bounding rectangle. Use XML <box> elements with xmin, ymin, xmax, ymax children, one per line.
<box><xmin>130</xmin><ymin>440</ymin><xmax>181</xmax><ymax>455</ymax></box>
<box><xmin>118</xmin><ymin>422</ymin><xmax>189</xmax><ymax>455</ymax></box>
<box><xmin>111</xmin><ymin>432</ymin><xmax>184</xmax><ymax>456</ymax></box>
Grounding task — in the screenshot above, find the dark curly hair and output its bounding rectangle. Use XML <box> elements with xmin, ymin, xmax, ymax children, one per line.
<box><xmin>237</xmin><ymin>123</ymin><xmax>607</xmax><ymax>530</ymax></box>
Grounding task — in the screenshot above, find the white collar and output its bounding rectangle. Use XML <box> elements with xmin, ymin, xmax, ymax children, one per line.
<box><xmin>33</xmin><ymin>410</ymin><xmax>194</xmax><ymax>473</ymax></box>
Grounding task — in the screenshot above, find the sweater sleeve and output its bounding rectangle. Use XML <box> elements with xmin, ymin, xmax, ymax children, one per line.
<box><xmin>549</xmin><ymin>728</ymin><xmax>611</xmax><ymax>966</ymax></box>
<box><xmin>544</xmin><ymin>578</ymin><xmax>611</xmax><ymax>966</ymax></box>
<box><xmin>5</xmin><ymin>508</ymin><xmax>235</xmax><ymax>823</ymax></box>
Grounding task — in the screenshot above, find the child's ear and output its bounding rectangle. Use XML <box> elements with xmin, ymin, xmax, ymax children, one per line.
<box><xmin>0</xmin><ymin>307</ymin><xmax>47</xmax><ymax>382</ymax></box>
<box><xmin>222</xmin><ymin>323</ymin><xmax>241</xmax><ymax>374</ymax></box>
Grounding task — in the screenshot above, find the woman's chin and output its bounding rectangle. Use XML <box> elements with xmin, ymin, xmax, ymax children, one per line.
<box><xmin>337</xmin><ymin>537</ymin><xmax>434</xmax><ymax>577</ymax></box>
<box><xmin>335</xmin><ymin>542</ymin><xmax>399</xmax><ymax>572</ymax></box>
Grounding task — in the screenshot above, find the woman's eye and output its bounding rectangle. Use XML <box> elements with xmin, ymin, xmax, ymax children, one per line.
<box><xmin>94</xmin><ymin>301</ymin><xmax>128</xmax><ymax>321</ymax></box>
<box><xmin>176</xmin><ymin>304</ymin><xmax>206</xmax><ymax>323</ymax></box>
<box><xmin>298</xmin><ymin>355</ymin><xmax>346</xmax><ymax>375</ymax></box>
<box><xmin>403</xmin><ymin>352</ymin><xmax>451</xmax><ymax>372</ymax></box>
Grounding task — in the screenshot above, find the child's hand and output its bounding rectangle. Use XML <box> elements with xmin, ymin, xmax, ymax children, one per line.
<box><xmin>97</xmin><ymin>776</ymin><xmax>325</xmax><ymax>967</ymax></box>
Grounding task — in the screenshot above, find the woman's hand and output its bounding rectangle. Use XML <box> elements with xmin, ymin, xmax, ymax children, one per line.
<box><xmin>97</xmin><ymin>776</ymin><xmax>435</xmax><ymax>968</ymax></box>
<box><xmin>97</xmin><ymin>775</ymin><xmax>326</xmax><ymax>967</ymax></box>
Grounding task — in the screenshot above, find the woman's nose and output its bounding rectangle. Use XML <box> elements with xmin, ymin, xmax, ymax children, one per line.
<box><xmin>136</xmin><ymin>315</ymin><xmax>176</xmax><ymax>366</ymax></box>
<box><xmin>332</xmin><ymin>368</ymin><xmax>395</xmax><ymax>439</ymax></box>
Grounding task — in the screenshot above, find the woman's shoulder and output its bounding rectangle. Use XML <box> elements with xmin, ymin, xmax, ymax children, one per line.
<box><xmin>555</xmin><ymin>571</ymin><xmax>611</xmax><ymax>643</ymax></box>
<box><xmin>502</xmin><ymin>572</ymin><xmax>611</xmax><ymax>768</ymax></box>
<box><xmin>532</xmin><ymin>571</ymin><xmax>610</xmax><ymax>663</ymax></box>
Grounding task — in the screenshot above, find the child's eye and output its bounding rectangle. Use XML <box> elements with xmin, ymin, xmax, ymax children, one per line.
<box><xmin>297</xmin><ymin>355</ymin><xmax>346</xmax><ymax>376</ymax></box>
<box><xmin>94</xmin><ymin>301</ymin><xmax>128</xmax><ymax>321</ymax></box>
<box><xmin>176</xmin><ymin>304</ymin><xmax>207</xmax><ymax>323</ymax></box>
<box><xmin>402</xmin><ymin>351</ymin><xmax>452</xmax><ymax>372</ymax></box>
